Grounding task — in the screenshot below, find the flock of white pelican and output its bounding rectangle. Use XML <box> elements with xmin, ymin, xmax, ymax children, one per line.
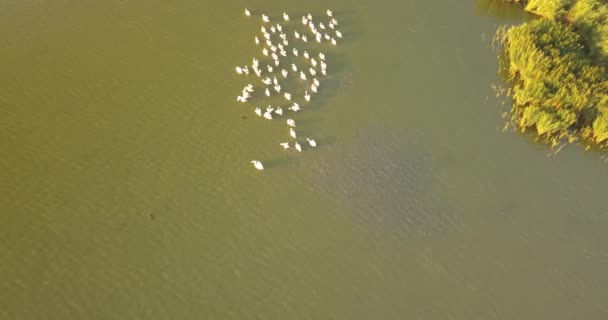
<box><xmin>236</xmin><ymin>9</ymin><xmax>342</xmax><ymax>171</ymax></box>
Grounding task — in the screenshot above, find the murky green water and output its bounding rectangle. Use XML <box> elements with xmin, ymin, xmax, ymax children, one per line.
<box><xmin>2</xmin><ymin>0</ymin><xmax>608</xmax><ymax>318</ymax></box>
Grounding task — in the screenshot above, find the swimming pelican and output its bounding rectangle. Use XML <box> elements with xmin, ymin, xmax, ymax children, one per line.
<box><xmin>286</xmin><ymin>119</ymin><xmax>296</xmax><ymax>127</ymax></box>
<box><xmin>311</xmin><ymin>58</ymin><xmax>317</xmax><ymax>67</ymax></box>
<box><xmin>295</xmin><ymin>142</ymin><xmax>302</xmax><ymax>152</ymax></box>
<box><xmin>251</xmin><ymin>160</ymin><xmax>264</xmax><ymax>170</ymax></box>
<box><xmin>290</xmin><ymin>128</ymin><xmax>297</xmax><ymax>139</ymax></box>
<box><xmin>275</xmin><ymin>107</ymin><xmax>283</xmax><ymax>115</ymax></box>
<box><xmin>302</xmin><ymin>35</ymin><xmax>308</xmax><ymax>42</ymax></box>
<box><xmin>262</xmin><ymin>14</ymin><xmax>269</xmax><ymax>23</ymax></box>
<box><xmin>307</xmin><ymin>13</ymin><xmax>312</xmax><ymax>20</ymax></box>
<box><xmin>293</xmin><ymin>48</ymin><xmax>299</xmax><ymax>56</ymax></box>
<box><xmin>264</xmin><ymin>33</ymin><xmax>271</xmax><ymax>40</ymax></box>
<box><xmin>262</xmin><ymin>48</ymin><xmax>269</xmax><ymax>56</ymax></box>
<box><xmin>242</xmin><ymin>66</ymin><xmax>249</xmax><ymax>75</ymax></box>
<box><xmin>255</xmin><ymin>36</ymin><xmax>260</xmax><ymax>45</ymax></box>
<box><xmin>281</xmin><ymin>69</ymin><xmax>288</xmax><ymax>78</ymax></box>
<box><xmin>280</xmin><ymin>49</ymin><xmax>287</xmax><ymax>57</ymax></box>
<box><xmin>263</xmin><ymin>78</ymin><xmax>271</xmax><ymax>85</ymax></box>
<box><xmin>320</xmin><ymin>23</ymin><xmax>326</xmax><ymax>30</ymax></box>
<box><xmin>255</xmin><ymin>108</ymin><xmax>262</xmax><ymax>116</ymax></box>
<box><xmin>280</xmin><ymin>142</ymin><xmax>290</xmax><ymax>149</ymax></box>
<box><xmin>292</xmin><ymin>64</ymin><xmax>298</xmax><ymax>72</ymax></box>
<box><xmin>236</xmin><ymin>95</ymin><xmax>246</xmax><ymax>102</ymax></box>
<box><xmin>321</xmin><ymin>61</ymin><xmax>327</xmax><ymax>69</ymax></box>
<box><xmin>274</xmin><ymin>85</ymin><xmax>281</xmax><ymax>93</ymax></box>
<box><xmin>331</xmin><ymin>18</ymin><xmax>338</xmax><ymax>25</ymax></box>
<box><xmin>235</xmin><ymin>66</ymin><xmax>243</xmax><ymax>74</ymax></box>
<box><xmin>304</xmin><ymin>91</ymin><xmax>311</xmax><ymax>101</ymax></box>
<box><xmin>329</xmin><ymin>22</ymin><xmax>335</xmax><ymax>29</ymax></box>
<box><xmin>331</xmin><ymin>38</ymin><xmax>337</xmax><ymax>45</ymax></box>
<box><xmin>283</xmin><ymin>12</ymin><xmax>289</xmax><ymax>21</ymax></box>
<box><xmin>261</xmin><ymin>26</ymin><xmax>266</xmax><ymax>33</ymax></box>
<box><xmin>266</xmin><ymin>106</ymin><xmax>274</xmax><ymax>113</ymax></box>
<box><xmin>266</xmin><ymin>39</ymin><xmax>272</xmax><ymax>46</ymax></box>
<box><xmin>266</xmin><ymin>65</ymin><xmax>273</xmax><ymax>73</ymax></box>
<box><xmin>265</xmin><ymin>88</ymin><xmax>270</xmax><ymax>96</ymax></box>
<box><xmin>302</xmin><ymin>17</ymin><xmax>308</xmax><ymax>25</ymax></box>
<box><xmin>263</xmin><ymin>111</ymin><xmax>273</xmax><ymax>120</ymax></box>
<box><xmin>289</xmin><ymin>103</ymin><xmax>301</xmax><ymax>112</ymax></box>
<box><xmin>294</xmin><ymin>31</ymin><xmax>300</xmax><ymax>39</ymax></box>
<box><xmin>309</xmin><ymin>68</ymin><xmax>317</xmax><ymax>76</ymax></box>
<box><xmin>321</xmin><ymin>68</ymin><xmax>327</xmax><ymax>76</ymax></box>
<box><xmin>284</xmin><ymin>92</ymin><xmax>292</xmax><ymax>100</ymax></box>
<box><xmin>270</xmin><ymin>25</ymin><xmax>276</xmax><ymax>33</ymax></box>
<box><xmin>282</xmin><ymin>39</ymin><xmax>289</xmax><ymax>46</ymax></box>
<box><xmin>271</xmin><ymin>52</ymin><xmax>278</xmax><ymax>61</ymax></box>
<box><xmin>303</xmin><ymin>51</ymin><xmax>310</xmax><ymax>59</ymax></box>
<box><xmin>316</xmin><ymin>34</ymin><xmax>322</xmax><ymax>43</ymax></box>
<box><xmin>336</xmin><ymin>30</ymin><xmax>342</xmax><ymax>38</ymax></box>
<box><xmin>245</xmin><ymin>8</ymin><xmax>251</xmax><ymax>16</ymax></box>
<box><xmin>324</xmin><ymin>33</ymin><xmax>331</xmax><ymax>40</ymax></box>
<box><xmin>274</xmin><ymin>59</ymin><xmax>280</xmax><ymax>67</ymax></box>
<box><xmin>313</xmin><ymin>78</ymin><xmax>320</xmax><ymax>86</ymax></box>
<box><xmin>273</xmin><ymin>76</ymin><xmax>278</xmax><ymax>85</ymax></box>
<box><xmin>326</xmin><ymin>9</ymin><xmax>333</xmax><ymax>17</ymax></box>
<box><xmin>277</xmin><ymin>24</ymin><xmax>283</xmax><ymax>32</ymax></box>
<box><xmin>306</xmin><ymin>138</ymin><xmax>317</xmax><ymax>147</ymax></box>
<box><xmin>311</xmin><ymin>84</ymin><xmax>318</xmax><ymax>93</ymax></box>
<box><xmin>270</xmin><ymin>45</ymin><xmax>277</xmax><ymax>52</ymax></box>
<box><xmin>300</xmin><ymin>71</ymin><xmax>307</xmax><ymax>80</ymax></box>
<box><xmin>319</xmin><ymin>52</ymin><xmax>325</xmax><ymax>60</ymax></box>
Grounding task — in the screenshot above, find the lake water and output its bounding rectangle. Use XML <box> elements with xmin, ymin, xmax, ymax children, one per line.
<box><xmin>2</xmin><ymin>0</ymin><xmax>608</xmax><ymax>318</ymax></box>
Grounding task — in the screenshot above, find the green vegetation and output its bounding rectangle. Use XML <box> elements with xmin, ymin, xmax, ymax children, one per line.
<box><xmin>496</xmin><ymin>0</ymin><xmax>608</xmax><ymax>147</ymax></box>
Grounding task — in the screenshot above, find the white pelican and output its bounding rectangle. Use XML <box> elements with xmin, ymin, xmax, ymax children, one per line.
<box><xmin>255</xmin><ymin>36</ymin><xmax>260</xmax><ymax>45</ymax></box>
<box><xmin>316</xmin><ymin>34</ymin><xmax>322</xmax><ymax>43</ymax></box>
<box><xmin>266</xmin><ymin>39</ymin><xmax>272</xmax><ymax>46</ymax></box>
<box><xmin>303</xmin><ymin>51</ymin><xmax>310</xmax><ymax>59</ymax></box>
<box><xmin>264</xmin><ymin>33</ymin><xmax>271</xmax><ymax>40</ymax></box>
<box><xmin>245</xmin><ymin>8</ymin><xmax>251</xmax><ymax>16</ymax></box>
<box><xmin>336</xmin><ymin>30</ymin><xmax>342</xmax><ymax>38</ymax></box>
<box><xmin>319</xmin><ymin>52</ymin><xmax>325</xmax><ymax>60</ymax></box>
<box><xmin>313</xmin><ymin>78</ymin><xmax>320</xmax><ymax>86</ymax></box>
<box><xmin>266</xmin><ymin>105</ymin><xmax>274</xmax><ymax>113</ymax></box>
<box><xmin>320</xmin><ymin>23</ymin><xmax>326</xmax><ymax>30</ymax></box>
<box><xmin>331</xmin><ymin>18</ymin><xmax>338</xmax><ymax>25</ymax></box>
<box><xmin>306</xmin><ymin>138</ymin><xmax>317</xmax><ymax>147</ymax></box>
<box><xmin>311</xmin><ymin>58</ymin><xmax>317</xmax><ymax>67</ymax></box>
<box><xmin>293</xmin><ymin>48</ymin><xmax>299</xmax><ymax>56</ymax></box>
<box><xmin>261</xmin><ymin>26</ymin><xmax>266</xmax><ymax>33</ymax></box>
<box><xmin>331</xmin><ymin>38</ymin><xmax>337</xmax><ymax>45</ymax></box>
<box><xmin>280</xmin><ymin>142</ymin><xmax>290</xmax><ymax>149</ymax></box>
<box><xmin>262</xmin><ymin>48</ymin><xmax>269</xmax><ymax>56</ymax></box>
<box><xmin>286</xmin><ymin>119</ymin><xmax>296</xmax><ymax>127</ymax></box>
<box><xmin>280</xmin><ymin>49</ymin><xmax>287</xmax><ymax>57</ymax></box>
<box><xmin>283</xmin><ymin>12</ymin><xmax>289</xmax><ymax>21</ymax></box>
<box><xmin>263</xmin><ymin>77</ymin><xmax>271</xmax><ymax>85</ymax></box>
<box><xmin>309</xmin><ymin>68</ymin><xmax>317</xmax><ymax>76</ymax></box>
<box><xmin>329</xmin><ymin>22</ymin><xmax>335</xmax><ymax>29</ymax></box>
<box><xmin>292</xmin><ymin>64</ymin><xmax>298</xmax><ymax>72</ymax></box>
<box><xmin>304</xmin><ymin>91</ymin><xmax>311</xmax><ymax>101</ymax></box>
<box><xmin>236</xmin><ymin>66</ymin><xmax>243</xmax><ymax>74</ymax></box>
<box><xmin>302</xmin><ymin>35</ymin><xmax>308</xmax><ymax>42</ymax></box>
<box><xmin>300</xmin><ymin>71</ymin><xmax>307</xmax><ymax>80</ymax></box>
<box><xmin>236</xmin><ymin>96</ymin><xmax>246</xmax><ymax>102</ymax></box>
<box><xmin>273</xmin><ymin>76</ymin><xmax>279</xmax><ymax>85</ymax></box>
<box><xmin>242</xmin><ymin>66</ymin><xmax>249</xmax><ymax>75</ymax></box>
<box><xmin>311</xmin><ymin>84</ymin><xmax>318</xmax><ymax>93</ymax></box>
<box><xmin>294</xmin><ymin>31</ymin><xmax>300</xmax><ymax>39</ymax></box>
<box><xmin>255</xmin><ymin>107</ymin><xmax>262</xmax><ymax>116</ymax></box>
<box><xmin>274</xmin><ymin>84</ymin><xmax>281</xmax><ymax>93</ymax></box>
<box><xmin>262</xmin><ymin>14</ymin><xmax>269</xmax><ymax>23</ymax></box>
<box><xmin>321</xmin><ymin>68</ymin><xmax>327</xmax><ymax>76</ymax></box>
<box><xmin>284</xmin><ymin>92</ymin><xmax>291</xmax><ymax>100</ymax></box>
<box><xmin>265</xmin><ymin>88</ymin><xmax>270</xmax><ymax>96</ymax></box>
<box><xmin>302</xmin><ymin>17</ymin><xmax>308</xmax><ymax>25</ymax></box>
<box><xmin>277</xmin><ymin>24</ymin><xmax>282</xmax><ymax>32</ymax></box>
<box><xmin>321</xmin><ymin>61</ymin><xmax>327</xmax><ymax>69</ymax></box>
<box><xmin>270</xmin><ymin>25</ymin><xmax>276</xmax><ymax>33</ymax></box>
<box><xmin>251</xmin><ymin>160</ymin><xmax>264</xmax><ymax>170</ymax></box>
<box><xmin>275</xmin><ymin>107</ymin><xmax>283</xmax><ymax>115</ymax></box>
<box><xmin>307</xmin><ymin>13</ymin><xmax>312</xmax><ymax>20</ymax></box>
<box><xmin>271</xmin><ymin>52</ymin><xmax>278</xmax><ymax>61</ymax></box>
<box><xmin>274</xmin><ymin>59</ymin><xmax>280</xmax><ymax>67</ymax></box>
<box><xmin>263</xmin><ymin>111</ymin><xmax>273</xmax><ymax>119</ymax></box>
<box><xmin>324</xmin><ymin>33</ymin><xmax>331</xmax><ymax>40</ymax></box>
<box><xmin>290</xmin><ymin>128</ymin><xmax>297</xmax><ymax>139</ymax></box>
<box><xmin>326</xmin><ymin>9</ymin><xmax>333</xmax><ymax>17</ymax></box>
<box><xmin>281</xmin><ymin>69</ymin><xmax>288</xmax><ymax>78</ymax></box>
<box><xmin>282</xmin><ymin>39</ymin><xmax>289</xmax><ymax>46</ymax></box>
<box><xmin>289</xmin><ymin>103</ymin><xmax>301</xmax><ymax>112</ymax></box>
<box><xmin>244</xmin><ymin>84</ymin><xmax>254</xmax><ymax>92</ymax></box>
<box><xmin>295</xmin><ymin>142</ymin><xmax>302</xmax><ymax>152</ymax></box>
<box><xmin>270</xmin><ymin>45</ymin><xmax>277</xmax><ymax>52</ymax></box>
<box><xmin>266</xmin><ymin>65</ymin><xmax>273</xmax><ymax>73</ymax></box>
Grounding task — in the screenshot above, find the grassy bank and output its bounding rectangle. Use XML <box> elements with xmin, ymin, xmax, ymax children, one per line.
<box><xmin>496</xmin><ymin>0</ymin><xmax>608</xmax><ymax>148</ymax></box>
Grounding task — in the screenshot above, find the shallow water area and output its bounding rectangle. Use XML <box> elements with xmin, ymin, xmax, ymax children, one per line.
<box><xmin>1</xmin><ymin>0</ymin><xmax>608</xmax><ymax>319</ymax></box>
